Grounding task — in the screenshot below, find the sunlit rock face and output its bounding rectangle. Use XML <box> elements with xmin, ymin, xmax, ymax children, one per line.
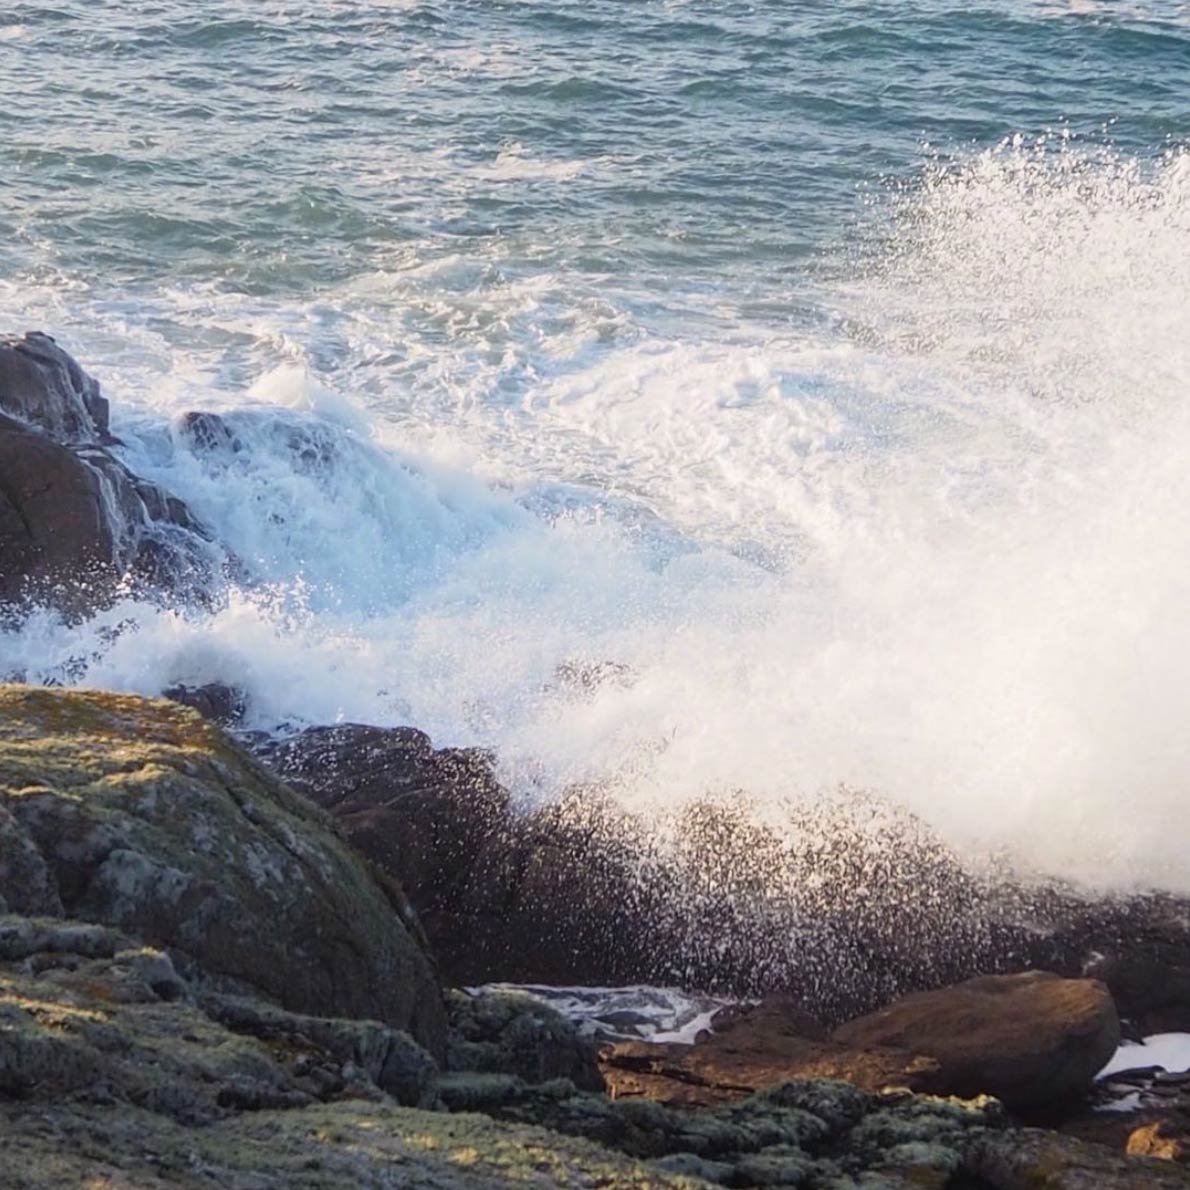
<box><xmin>0</xmin><ymin>685</ymin><xmax>446</xmax><ymax>1054</ymax></box>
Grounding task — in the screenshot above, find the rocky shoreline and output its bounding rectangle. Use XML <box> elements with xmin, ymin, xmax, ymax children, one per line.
<box><xmin>3</xmin><ymin>333</ymin><xmax>1190</xmax><ymax>1186</ymax></box>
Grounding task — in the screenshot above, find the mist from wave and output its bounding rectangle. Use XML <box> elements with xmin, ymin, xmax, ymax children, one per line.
<box><xmin>3</xmin><ymin>138</ymin><xmax>1189</xmax><ymax>895</ymax></box>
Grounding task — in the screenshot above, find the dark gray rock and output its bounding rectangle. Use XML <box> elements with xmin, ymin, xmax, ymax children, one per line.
<box><xmin>0</xmin><ymin>330</ymin><xmax>112</xmax><ymax>444</ymax></box>
<box><xmin>445</xmin><ymin>988</ymin><xmax>605</xmax><ymax>1092</ymax></box>
<box><xmin>0</xmin><ymin>332</ymin><xmax>219</xmax><ymax>616</ymax></box>
<box><xmin>162</xmin><ymin>682</ymin><xmax>247</xmax><ymax>727</ymax></box>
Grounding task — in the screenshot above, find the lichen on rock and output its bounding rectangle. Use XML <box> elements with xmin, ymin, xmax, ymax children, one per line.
<box><xmin>0</xmin><ymin>685</ymin><xmax>446</xmax><ymax>1055</ymax></box>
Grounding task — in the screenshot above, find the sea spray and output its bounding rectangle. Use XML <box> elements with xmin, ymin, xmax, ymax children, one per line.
<box><xmin>3</xmin><ymin>140</ymin><xmax>1189</xmax><ymax>921</ymax></box>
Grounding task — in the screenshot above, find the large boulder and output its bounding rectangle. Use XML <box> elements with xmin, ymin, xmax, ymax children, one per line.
<box><xmin>602</xmin><ymin>975</ymin><xmax>1122</xmax><ymax>1114</ymax></box>
<box><xmin>832</xmin><ymin>971</ymin><xmax>1120</xmax><ymax>1111</ymax></box>
<box><xmin>0</xmin><ymin>686</ymin><xmax>447</xmax><ymax>1055</ymax></box>
<box><xmin>0</xmin><ymin>332</ymin><xmax>217</xmax><ymax>615</ymax></box>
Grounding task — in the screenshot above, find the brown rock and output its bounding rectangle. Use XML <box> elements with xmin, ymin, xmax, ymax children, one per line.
<box><xmin>1128</xmin><ymin>1118</ymin><xmax>1190</xmax><ymax>1163</ymax></box>
<box><xmin>0</xmin><ymin>332</ymin><xmax>218</xmax><ymax>615</ymax></box>
<box><xmin>600</xmin><ymin>1036</ymin><xmax>942</xmax><ymax>1106</ymax></box>
<box><xmin>599</xmin><ymin>994</ymin><xmax>943</xmax><ymax>1107</ymax></box>
<box><xmin>833</xmin><ymin>971</ymin><xmax>1120</xmax><ymax>1110</ymax></box>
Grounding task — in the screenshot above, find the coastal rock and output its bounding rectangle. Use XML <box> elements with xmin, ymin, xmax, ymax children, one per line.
<box><xmin>0</xmin><ymin>330</ymin><xmax>112</xmax><ymax>444</ymax></box>
<box><xmin>0</xmin><ymin>929</ymin><xmax>334</xmax><ymax>1114</ymax></box>
<box><xmin>250</xmin><ymin>720</ymin><xmax>1190</xmax><ymax>1046</ymax></box>
<box><xmin>1022</xmin><ymin>892</ymin><xmax>1190</xmax><ymax>1034</ymax></box>
<box><xmin>0</xmin><ymin>1101</ymin><xmax>704</xmax><ymax>1189</ymax></box>
<box><xmin>435</xmin><ymin>1073</ymin><xmax>1008</xmax><ymax>1184</ymax></box>
<box><xmin>970</xmin><ymin>1128</ymin><xmax>1190</xmax><ymax>1189</ymax></box>
<box><xmin>162</xmin><ymin>681</ymin><xmax>248</xmax><ymax>726</ymax></box>
<box><xmin>0</xmin><ymin>332</ymin><xmax>218</xmax><ymax>615</ymax></box>
<box><xmin>832</xmin><ymin>971</ymin><xmax>1120</xmax><ymax>1111</ymax></box>
<box><xmin>600</xmin><ymin>1034</ymin><xmax>943</xmax><ymax>1108</ymax></box>
<box><xmin>0</xmin><ymin>685</ymin><xmax>446</xmax><ymax>1055</ymax></box>
<box><xmin>252</xmin><ymin>722</ymin><xmax>1042</xmax><ymax>1018</ymax></box>
<box><xmin>445</xmin><ymin>987</ymin><xmax>606</xmax><ymax>1091</ymax></box>
<box><xmin>202</xmin><ymin>993</ymin><xmax>439</xmax><ymax>1107</ymax></box>
<box><xmin>1128</xmin><ymin>1118</ymin><xmax>1190</xmax><ymax>1163</ymax></box>
<box><xmin>4</xmin><ymin>914</ymin><xmax>1188</xmax><ymax>1189</ymax></box>
<box><xmin>254</xmin><ymin>723</ymin><xmax>523</xmax><ymax>978</ymax></box>
<box><xmin>598</xmin><ymin>995</ymin><xmax>945</xmax><ymax>1107</ymax></box>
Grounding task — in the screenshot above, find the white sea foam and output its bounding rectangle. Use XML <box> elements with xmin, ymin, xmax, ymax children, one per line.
<box><xmin>2</xmin><ymin>141</ymin><xmax>1189</xmax><ymax>894</ymax></box>
<box><xmin>1099</xmin><ymin>1033</ymin><xmax>1190</xmax><ymax>1079</ymax></box>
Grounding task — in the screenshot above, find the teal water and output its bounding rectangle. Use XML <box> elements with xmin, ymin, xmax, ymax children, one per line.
<box><xmin>2</xmin><ymin>2</ymin><xmax>1189</xmax><ymax>890</ymax></box>
<box><xmin>2</xmin><ymin>4</ymin><xmax>1188</xmax><ymax>301</ymax></box>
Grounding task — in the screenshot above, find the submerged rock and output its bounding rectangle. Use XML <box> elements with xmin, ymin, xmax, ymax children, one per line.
<box><xmin>0</xmin><ymin>332</ymin><xmax>219</xmax><ymax>616</ymax></box>
<box><xmin>832</xmin><ymin>971</ymin><xmax>1120</xmax><ymax>1112</ymax></box>
<box><xmin>0</xmin><ymin>685</ymin><xmax>446</xmax><ymax>1055</ymax></box>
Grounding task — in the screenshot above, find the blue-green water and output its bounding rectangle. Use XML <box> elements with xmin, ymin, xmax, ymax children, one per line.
<box><xmin>2</xmin><ymin>2</ymin><xmax>1189</xmax><ymax>889</ymax></box>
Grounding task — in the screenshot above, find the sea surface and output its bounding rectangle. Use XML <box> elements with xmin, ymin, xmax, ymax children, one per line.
<box><xmin>1</xmin><ymin>1</ymin><xmax>1189</xmax><ymax>891</ymax></box>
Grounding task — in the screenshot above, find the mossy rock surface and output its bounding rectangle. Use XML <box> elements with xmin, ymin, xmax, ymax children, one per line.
<box><xmin>445</xmin><ymin>987</ymin><xmax>605</xmax><ymax>1090</ymax></box>
<box><xmin>0</xmin><ymin>686</ymin><xmax>445</xmax><ymax>1054</ymax></box>
<box><xmin>0</xmin><ymin>1101</ymin><xmax>706</xmax><ymax>1189</ymax></box>
<box><xmin>0</xmin><ymin>921</ymin><xmax>442</xmax><ymax>1116</ymax></box>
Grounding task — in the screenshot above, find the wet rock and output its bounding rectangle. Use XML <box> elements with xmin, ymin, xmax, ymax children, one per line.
<box><xmin>0</xmin><ymin>331</ymin><xmax>112</xmax><ymax>444</ymax></box>
<box><xmin>250</xmin><ymin>723</ymin><xmax>1041</xmax><ymax>1019</ymax></box>
<box><xmin>600</xmin><ymin>1030</ymin><xmax>942</xmax><ymax>1108</ymax></box>
<box><xmin>1025</xmin><ymin>892</ymin><xmax>1190</xmax><ymax>1035</ymax></box>
<box><xmin>162</xmin><ymin>682</ymin><xmax>248</xmax><ymax>726</ymax></box>
<box><xmin>254</xmin><ymin>722</ymin><xmax>518</xmax><ymax>977</ymax></box>
<box><xmin>0</xmin><ymin>686</ymin><xmax>446</xmax><ymax>1056</ymax></box>
<box><xmin>0</xmin><ymin>333</ymin><xmax>219</xmax><ymax>615</ymax></box>
<box><xmin>178</xmin><ymin>409</ymin><xmax>242</xmax><ymax>454</ymax></box>
<box><xmin>832</xmin><ymin>971</ymin><xmax>1120</xmax><ymax>1111</ymax></box>
<box><xmin>445</xmin><ymin>988</ymin><xmax>605</xmax><ymax>1091</ymax></box>
<box><xmin>250</xmin><ymin>719</ymin><xmax>1190</xmax><ymax>1052</ymax></box>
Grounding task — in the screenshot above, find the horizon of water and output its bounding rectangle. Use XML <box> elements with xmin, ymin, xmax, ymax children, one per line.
<box><xmin>2</xmin><ymin>2</ymin><xmax>1189</xmax><ymax>894</ymax></box>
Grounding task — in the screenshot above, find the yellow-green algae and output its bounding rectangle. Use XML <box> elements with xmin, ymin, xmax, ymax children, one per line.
<box><xmin>0</xmin><ymin>685</ymin><xmax>445</xmax><ymax>1053</ymax></box>
<box><xmin>0</xmin><ymin>1101</ymin><xmax>708</xmax><ymax>1189</ymax></box>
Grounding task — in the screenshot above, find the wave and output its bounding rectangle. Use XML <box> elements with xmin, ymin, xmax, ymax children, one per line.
<box><xmin>3</xmin><ymin>139</ymin><xmax>1189</xmax><ymax>895</ymax></box>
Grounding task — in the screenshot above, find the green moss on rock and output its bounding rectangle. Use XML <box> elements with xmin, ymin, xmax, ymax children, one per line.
<box><xmin>0</xmin><ymin>686</ymin><xmax>445</xmax><ymax>1054</ymax></box>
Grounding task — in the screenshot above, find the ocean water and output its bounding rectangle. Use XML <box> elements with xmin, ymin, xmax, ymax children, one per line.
<box><xmin>2</xmin><ymin>2</ymin><xmax>1189</xmax><ymax>893</ymax></box>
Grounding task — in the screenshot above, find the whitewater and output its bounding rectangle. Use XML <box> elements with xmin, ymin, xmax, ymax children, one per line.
<box><xmin>2</xmin><ymin>1</ymin><xmax>1189</xmax><ymax>896</ymax></box>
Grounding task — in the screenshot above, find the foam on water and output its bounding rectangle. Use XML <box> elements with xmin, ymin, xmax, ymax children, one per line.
<box><xmin>3</xmin><ymin>140</ymin><xmax>1189</xmax><ymax>897</ymax></box>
